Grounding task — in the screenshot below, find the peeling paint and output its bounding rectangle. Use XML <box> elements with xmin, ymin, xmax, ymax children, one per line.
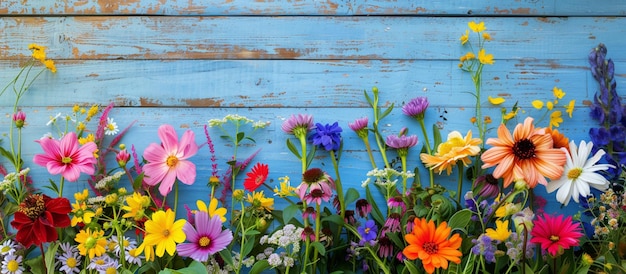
<box><xmin>139</xmin><ymin>97</ymin><xmax>163</xmax><ymax>106</ymax></box>
<box><xmin>184</xmin><ymin>98</ymin><xmax>224</xmax><ymax>107</ymax></box>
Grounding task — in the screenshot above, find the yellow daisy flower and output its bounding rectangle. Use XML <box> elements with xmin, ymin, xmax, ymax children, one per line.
<box><xmin>138</xmin><ymin>209</ymin><xmax>186</xmax><ymax>257</ymax></box>
<box><xmin>70</xmin><ymin>201</ymin><xmax>95</xmax><ymax>227</ymax></box>
<box><xmin>122</xmin><ymin>192</ymin><xmax>150</xmax><ymax>221</ymax></box>
<box><xmin>75</xmin><ymin>228</ymin><xmax>107</xmax><ymax>259</ymax></box>
<box><xmin>478</xmin><ymin>49</ymin><xmax>494</xmax><ymax>65</ymax></box>
<box><xmin>420</xmin><ymin>130</ymin><xmax>482</xmax><ymax>175</ymax></box>
<box><xmin>246</xmin><ymin>191</ymin><xmax>274</xmax><ymax>212</ymax></box>
<box><xmin>550</xmin><ymin>110</ymin><xmax>563</xmax><ymax>128</ymax></box>
<box><xmin>468</xmin><ymin>21</ymin><xmax>486</xmax><ymax>33</ymax></box>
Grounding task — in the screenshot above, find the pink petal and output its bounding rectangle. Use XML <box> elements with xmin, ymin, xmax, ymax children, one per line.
<box><xmin>178</xmin><ymin>130</ymin><xmax>198</xmax><ymax>158</ymax></box>
<box><xmin>142</xmin><ymin>162</ymin><xmax>168</xmax><ymax>186</ymax></box>
<box><xmin>175</xmin><ymin>160</ymin><xmax>196</xmax><ymax>185</ymax></box>
<box><xmin>143</xmin><ymin>143</ymin><xmax>167</xmax><ymax>163</ymax></box>
<box><xmin>158</xmin><ymin>125</ymin><xmax>179</xmax><ymax>154</ymax></box>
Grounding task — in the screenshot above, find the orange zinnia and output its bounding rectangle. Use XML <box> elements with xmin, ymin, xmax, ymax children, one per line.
<box><xmin>403</xmin><ymin>218</ymin><xmax>462</xmax><ymax>274</ymax></box>
<box><xmin>481</xmin><ymin>117</ymin><xmax>566</xmax><ymax>188</ymax></box>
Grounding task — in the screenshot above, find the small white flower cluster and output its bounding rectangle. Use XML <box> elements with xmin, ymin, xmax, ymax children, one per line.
<box><xmin>0</xmin><ymin>239</ymin><xmax>25</xmax><ymax>274</ymax></box>
<box><xmin>0</xmin><ymin>168</ymin><xmax>30</xmax><ymax>193</ymax></box>
<box><xmin>95</xmin><ymin>171</ymin><xmax>126</xmax><ymax>190</ymax></box>
<box><xmin>258</xmin><ymin>224</ymin><xmax>303</xmax><ymax>268</ymax></box>
<box><xmin>361</xmin><ymin>167</ymin><xmax>414</xmax><ymax>188</ymax></box>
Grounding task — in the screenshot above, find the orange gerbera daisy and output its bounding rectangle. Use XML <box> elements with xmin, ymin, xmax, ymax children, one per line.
<box><xmin>420</xmin><ymin>130</ymin><xmax>482</xmax><ymax>175</ymax></box>
<box><xmin>403</xmin><ymin>218</ymin><xmax>462</xmax><ymax>274</ymax></box>
<box><xmin>481</xmin><ymin>117</ymin><xmax>566</xmax><ymax>188</ymax></box>
<box><xmin>545</xmin><ymin>127</ymin><xmax>569</xmax><ymax>152</ymax></box>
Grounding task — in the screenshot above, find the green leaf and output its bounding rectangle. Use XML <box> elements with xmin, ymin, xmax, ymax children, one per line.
<box><xmin>133</xmin><ymin>172</ymin><xmax>145</xmax><ymax>191</ymax></box>
<box><xmin>236</xmin><ymin>132</ymin><xmax>245</xmax><ymax>143</ymax></box>
<box><xmin>0</xmin><ymin>146</ymin><xmax>15</xmax><ymax>164</ymax></box>
<box><xmin>379</xmin><ymin>104</ymin><xmax>395</xmax><ymax>120</ymax></box>
<box><xmin>364</xmin><ymin>89</ymin><xmax>374</xmax><ymax>106</ymax></box>
<box><xmin>311</xmin><ymin>241</ymin><xmax>326</xmax><ymax>256</ymax></box>
<box><xmin>322</xmin><ymin>214</ymin><xmax>344</xmax><ymax>226</ymax></box>
<box><xmin>241</xmin><ymin>235</ymin><xmax>255</xmax><ymax>257</ymax></box>
<box><xmin>249</xmin><ymin>260</ymin><xmax>271</xmax><ymax>274</ymax></box>
<box><xmin>45</xmin><ymin>242</ymin><xmax>60</xmax><ymax>274</ymax></box>
<box><xmin>244</xmin><ymin>229</ymin><xmax>261</xmax><ymax>236</ymax></box>
<box><xmin>344</xmin><ymin>188</ymin><xmax>360</xmax><ymax>205</ymax></box>
<box><xmin>447</xmin><ymin>209</ymin><xmax>472</xmax><ymax>231</ymax></box>
<box><xmin>386</xmin><ymin>231</ymin><xmax>404</xmax><ymax>248</ymax></box>
<box><xmin>366</xmin><ymin>186</ymin><xmax>385</xmax><ymax>225</ymax></box>
<box><xmin>282</xmin><ymin>204</ymin><xmax>301</xmax><ymax>224</ymax></box>
<box><xmin>244</xmin><ymin>136</ymin><xmax>256</xmax><ymax>143</ymax></box>
<box><xmin>159</xmin><ymin>260</ymin><xmax>208</xmax><ymax>274</ymax></box>
<box><xmin>403</xmin><ymin>259</ymin><xmax>420</xmax><ymax>274</ymax></box>
<box><xmin>286</xmin><ymin>139</ymin><xmax>301</xmax><ymax>159</ymax></box>
<box><xmin>219</xmin><ymin>249</ymin><xmax>234</xmax><ymax>267</ymax></box>
<box><xmin>432</xmin><ymin>124</ymin><xmax>442</xmax><ymax>149</ymax></box>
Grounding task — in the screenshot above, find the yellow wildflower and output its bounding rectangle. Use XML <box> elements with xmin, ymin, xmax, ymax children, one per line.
<box><xmin>86</xmin><ymin>104</ymin><xmax>99</xmax><ymax>121</ymax></box>
<box><xmin>122</xmin><ymin>192</ymin><xmax>150</xmax><ymax>221</ymax></box>
<box><xmin>71</xmin><ymin>201</ymin><xmax>96</xmax><ymax>227</ymax></box>
<box><xmin>546</xmin><ymin>101</ymin><xmax>554</xmax><ymax>110</ymax></box>
<box><xmin>246</xmin><ymin>191</ymin><xmax>274</xmax><ymax>212</ymax></box>
<box><xmin>502</xmin><ymin>109</ymin><xmax>518</xmax><ymax>120</ymax></box>
<box><xmin>78</xmin><ymin>133</ymin><xmax>95</xmax><ymax>145</ymax></box>
<box><xmin>565</xmin><ymin>99</ymin><xmax>575</xmax><ymax>118</ymax></box>
<box><xmin>483</xmin><ymin>116</ymin><xmax>492</xmax><ymax>124</ymax></box>
<box><xmin>485</xmin><ymin>219</ymin><xmax>512</xmax><ymax>241</ymax></box>
<box><xmin>550</xmin><ymin>110</ymin><xmax>563</xmax><ymax>128</ymax></box>
<box><xmin>488</xmin><ymin>96</ymin><xmax>505</xmax><ymax>105</ymax></box>
<box><xmin>460</xmin><ymin>29</ymin><xmax>469</xmax><ymax>45</ymax></box>
<box><xmin>43</xmin><ymin>59</ymin><xmax>56</xmax><ymax>73</ymax></box>
<box><xmin>482</xmin><ymin>32</ymin><xmax>491</xmax><ymax>40</ymax></box>
<box><xmin>196</xmin><ymin>198</ymin><xmax>227</xmax><ymax>223</ymax></box>
<box><xmin>274</xmin><ymin>176</ymin><xmax>296</xmax><ymax>198</ymax></box>
<box><xmin>75</xmin><ymin>228</ymin><xmax>107</xmax><ymax>259</ymax></box>
<box><xmin>468</xmin><ymin>21</ymin><xmax>486</xmax><ymax>33</ymax></box>
<box><xmin>552</xmin><ymin>86</ymin><xmax>565</xmax><ymax>99</ymax></box>
<box><xmin>137</xmin><ymin>209</ymin><xmax>186</xmax><ymax>257</ymax></box>
<box><xmin>420</xmin><ymin>130</ymin><xmax>482</xmax><ymax>175</ymax></box>
<box><xmin>74</xmin><ymin>189</ymin><xmax>89</xmax><ymax>202</ymax></box>
<box><xmin>29</xmin><ymin>43</ymin><xmax>46</xmax><ymax>61</ymax></box>
<box><xmin>495</xmin><ymin>202</ymin><xmax>521</xmax><ymax>218</ymax></box>
<box><xmin>478</xmin><ymin>49</ymin><xmax>494</xmax><ymax>65</ymax></box>
<box><xmin>532</xmin><ymin>100</ymin><xmax>544</xmax><ymax>109</ymax></box>
<box><xmin>72</xmin><ymin>104</ymin><xmax>81</xmax><ymax>113</ymax></box>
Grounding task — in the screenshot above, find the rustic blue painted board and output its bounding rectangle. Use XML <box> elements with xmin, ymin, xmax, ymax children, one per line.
<box><xmin>0</xmin><ymin>17</ymin><xmax>625</xmax><ymax>61</ymax></box>
<box><xmin>2</xmin><ymin>0</ymin><xmax>626</xmax><ymax>16</ymax></box>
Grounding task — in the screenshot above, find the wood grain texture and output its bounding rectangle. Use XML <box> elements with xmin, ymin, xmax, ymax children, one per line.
<box><xmin>1</xmin><ymin>0</ymin><xmax>626</xmax><ymax>16</ymax></box>
<box><xmin>0</xmin><ymin>17</ymin><xmax>625</xmax><ymax>61</ymax></box>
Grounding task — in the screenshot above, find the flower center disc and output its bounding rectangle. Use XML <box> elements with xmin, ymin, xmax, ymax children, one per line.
<box><xmin>512</xmin><ymin>139</ymin><xmax>536</xmax><ymax>160</ymax></box>
<box><xmin>423</xmin><ymin>242</ymin><xmax>439</xmax><ymax>254</ymax></box>
<box><xmin>166</xmin><ymin>155</ymin><xmax>178</xmax><ymax>167</ymax></box>
<box><xmin>567</xmin><ymin>168</ymin><xmax>583</xmax><ymax>180</ymax></box>
<box><xmin>199</xmin><ymin>236</ymin><xmax>211</xmax><ymax>247</ymax></box>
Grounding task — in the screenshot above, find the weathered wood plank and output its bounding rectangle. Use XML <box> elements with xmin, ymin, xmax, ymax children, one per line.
<box><xmin>0</xmin><ymin>17</ymin><xmax>625</xmax><ymax>61</ymax></box>
<box><xmin>0</xmin><ymin>59</ymin><xmax>615</xmax><ymax>109</ymax></box>
<box><xmin>1</xmin><ymin>0</ymin><xmax>626</xmax><ymax>16</ymax></box>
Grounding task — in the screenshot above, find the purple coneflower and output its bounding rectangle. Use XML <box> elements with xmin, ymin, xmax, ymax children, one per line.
<box><xmin>381</xmin><ymin>213</ymin><xmax>402</xmax><ymax>235</ymax></box>
<box><xmin>177</xmin><ymin>211</ymin><xmax>233</xmax><ymax>262</ymax></box>
<box><xmin>473</xmin><ymin>174</ymin><xmax>500</xmax><ymax>199</ymax></box>
<box><xmin>387</xmin><ymin>196</ymin><xmax>406</xmax><ymax>213</ymax></box>
<box><xmin>355</xmin><ymin>199</ymin><xmax>371</xmax><ymax>218</ymax></box>
<box><xmin>385</xmin><ymin>134</ymin><xmax>418</xmax><ymax>150</ymax></box>
<box><xmin>402</xmin><ymin>97</ymin><xmax>429</xmax><ymax>120</ymax></box>
<box><xmin>296</xmin><ymin>168</ymin><xmax>335</xmax><ymax>206</ymax></box>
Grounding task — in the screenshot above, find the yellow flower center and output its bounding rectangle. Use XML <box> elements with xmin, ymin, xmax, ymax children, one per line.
<box><xmin>85</xmin><ymin>237</ymin><xmax>97</xmax><ymax>249</ymax></box>
<box><xmin>364</xmin><ymin>227</ymin><xmax>370</xmax><ymax>234</ymax></box>
<box><xmin>7</xmin><ymin>260</ymin><xmax>18</xmax><ymax>271</ymax></box>
<box><xmin>62</xmin><ymin>156</ymin><xmax>73</xmax><ymax>164</ymax></box>
<box><xmin>567</xmin><ymin>168</ymin><xmax>583</xmax><ymax>180</ymax></box>
<box><xmin>166</xmin><ymin>155</ymin><xmax>178</xmax><ymax>167</ymax></box>
<box><xmin>95</xmin><ymin>259</ymin><xmax>105</xmax><ymax>265</ymax></box>
<box><xmin>163</xmin><ymin>229</ymin><xmax>170</xmax><ymax>237</ymax></box>
<box><xmin>199</xmin><ymin>236</ymin><xmax>211</xmax><ymax>247</ymax></box>
<box><xmin>549</xmin><ymin>235</ymin><xmax>560</xmax><ymax>242</ymax></box>
<box><xmin>1</xmin><ymin>246</ymin><xmax>11</xmax><ymax>253</ymax></box>
<box><xmin>66</xmin><ymin>257</ymin><xmax>77</xmax><ymax>268</ymax></box>
<box><xmin>422</xmin><ymin>242</ymin><xmax>439</xmax><ymax>254</ymax></box>
<box><xmin>106</xmin><ymin>267</ymin><xmax>117</xmax><ymax>274</ymax></box>
<box><xmin>107</xmin><ymin>124</ymin><xmax>115</xmax><ymax>130</ymax></box>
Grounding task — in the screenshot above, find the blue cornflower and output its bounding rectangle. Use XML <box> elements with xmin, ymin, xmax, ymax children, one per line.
<box><xmin>309</xmin><ymin>122</ymin><xmax>342</xmax><ymax>151</ymax></box>
<box><xmin>357</xmin><ymin>220</ymin><xmax>378</xmax><ymax>246</ymax></box>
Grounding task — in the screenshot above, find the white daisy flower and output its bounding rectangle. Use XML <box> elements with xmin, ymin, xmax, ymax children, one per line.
<box><xmin>1</xmin><ymin>254</ymin><xmax>24</xmax><ymax>274</ymax></box>
<box><xmin>104</xmin><ymin>117</ymin><xmax>119</xmax><ymax>135</ymax></box>
<box><xmin>546</xmin><ymin>140</ymin><xmax>615</xmax><ymax>206</ymax></box>
<box><xmin>0</xmin><ymin>240</ymin><xmax>16</xmax><ymax>256</ymax></box>
<box><xmin>125</xmin><ymin>247</ymin><xmax>143</xmax><ymax>266</ymax></box>
<box><xmin>56</xmin><ymin>251</ymin><xmax>81</xmax><ymax>274</ymax></box>
<box><xmin>87</xmin><ymin>255</ymin><xmax>114</xmax><ymax>272</ymax></box>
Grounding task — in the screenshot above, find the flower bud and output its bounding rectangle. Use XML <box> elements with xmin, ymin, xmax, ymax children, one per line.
<box><xmin>12</xmin><ymin>111</ymin><xmax>26</xmax><ymax>128</ymax></box>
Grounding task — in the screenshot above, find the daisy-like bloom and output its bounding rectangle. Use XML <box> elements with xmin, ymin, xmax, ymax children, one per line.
<box><xmin>143</xmin><ymin>124</ymin><xmax>199</xmax><ymax>196</ymax></box>
<box><xmin>125</xmin><ymin>248</ymin><xmax>144</xmax><ymax>265</ymax></box>
<box><xmin>0</xmin><ymin>240</ymin><xmax>16</xmax><ymax>256</ymax></box>
<box><xmin>478</xmin><ymin>49</ymin><xmax>494</xmax><ymax>65</ymax></box>
<box><xmin>75</xmin><ymin>228</ymin><xmax>107</xmax><ymax>259</ymax></box>
<box><xmin>545</xmin><ymin>127</ymin><xmax>569</xmax><ymax>151</ymax></box>
<box><xmin>385</xmin><ymin>134</ymin><xmax>418</xmax><ymax>150</ymax></box>
<box><xmin>421</xmin><ymin>130</ymin><xmax>482</xmax><ymax>175</ymax></box>
<box><xmin>121</xmin><ymin>192</ymin><xmax>150</xmax><ymax>221</ymax></box>
<box><xmin>246</xmin><ymin>191</ymin><xmax>274</xmax><ymax>212</ymax></box>
<box><xmin>177</xmin><ymin>211</ymin><xmax>233</xmax><ymax>262</ymax></box>
<box><xmin>12</xmin><ymin>111</ymin><xmax>26</xmax><ymax>128</ymax></box>
<box><xmin>57</xmin><ymin>251</ymin><xmax>81</xmax><ymax>274</ymax></box>
<box><xmin>402</xmin><ymin>97</ymin><xmax>429</xmax><ymax>120</ymax></box>
<box><xmin>485</xmin><ymin>219</ymin><xmax>512</xmax><ymax>241</ymax></box>
<box><xmin>281</xmin><ymin>114</ymin><xmax>314</xmax><ymax>138</ymax></box>
<box><xmin>70</xmin><ymin>201</ymin><xmax>95</xmax><ymax>226</ymax></box>
<box><xmin>403</xmin><ymin>218</ymin><xmax>463</xmax><ymax>274</ymax></box>
<box><xmin>137</xmin><ymin>209</ymin><xmax>186</xmax><ymax>257</ymax></box>
<box><xmin>552</xmin><ymin>86</ymin><xmax>566</xmax><ymax>100</ymax></box>
<box><xmin>309</xmin><ymin>122</ymin><xmax>342</xmax><ymax>151</ymax></box>
<box><xmin>357</xmin><ymin>220</ymin><xmax>378</xmax><ymax>246</ymax></box>
<box><xmin>86</xmin><ymin>254</ymin><xmax>114</xmax><ymax>272</ymax></box>
<box><xmin>530</xmin><ymin>214</ymin><xmax>583</xmax><ymax>257</ymax></box>
<box><xmin>481</xmin><ymin>117</ymin><xmax>567</xmax><ymax>188</ymax></box>
<box><xmin>104</xmin><ymin>117</ymin><xmax>119</xmax><ymax>135</ymax></box>
<box><xmin>348</xmin><ymin>117</ymin><xmax>369</xmax><ymax>138</ymax></box>
<box><xmin>10</xmin><ymin>194</ymin><xmax>71</xmax><ymax>248</ymax></box>
<box><xmin>296</xmin><ymin>168</ymin><xmax>335</xmax><ymax>206</ymax></box>
<box><xmin>243</xmin><ymin>162</ymin><xmax>269</xmax><ymax>192</ymax></box>
<box><xmin>195</xmin><ymin>198</ymin><xmax>227</xmax><ymax>223</ymax></box>
<box><xmin>546</xmin><ymin>141</ymin><xmax>614</xmax><ymax>206</ymax></box>
<box><xmin>1</xmin><ymin>254</ymin><xmax>24</xmax><ymax>274</ymax></box>
<box><xmin>33</xmin><ymin>132</ymin><xmax>98</xmax><ymax>182</ymax></box>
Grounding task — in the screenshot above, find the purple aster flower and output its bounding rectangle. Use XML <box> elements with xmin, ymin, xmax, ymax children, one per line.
<box><xmin>348</xmin><ymin>117</ymin><xmax>369</xmax><ymax>138</ymax></box>
<box><xmin>355</xmin><ymin>199</ymin><xmax>371</xmax><ymax>218</ymax></box>
<box><xmin>385</xmin><ymin>134</ymin><xmax>418</xmax><ymax>149</ymax></box>
<box><xmin>177</xmin><ymin>211</ymin><xmax>233</xmax><ymax>262</ymax></box>
<box><xmin>472</xmin><ymin>174</ymin><xmax>500</xmax><ymax>200</ymax></box>
<box><xmin>282</xmin><ymin>114</ymin><xmax>314</xmax><ymax>137</ymax></box>
<box><xmin>357</xmin><ymin>220</ymin><xmax>378</xmax><ymax>246</ymax></box>
<box><xmin>309</xmin><ymin>122</ymin><xmax>342</xmax><ymax>151</ymax></box>
<box><xmin>402</xmin><ymin>97</ymin><xmax>429</xmax><ymax>120</ymax></box>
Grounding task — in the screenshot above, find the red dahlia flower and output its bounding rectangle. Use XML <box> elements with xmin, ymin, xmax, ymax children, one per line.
<box><xmin>10</xmin><ymin>194</ymin><xmax>71</xmax><ymax>247</ymax></box>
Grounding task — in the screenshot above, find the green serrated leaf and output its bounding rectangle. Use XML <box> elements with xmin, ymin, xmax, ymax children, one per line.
<box><xmin>286</xmin><ymin>139</ymin><xmax>301</xmax><ymax>159</ymax></box>
<box><xmin>249</xmin><ymin>260</ymin><xmax>271</xmax><ymax>274</ymax></box>
<box><xmin>344</xmin><ymin>188</ymin><xmax>360</xmax><ymax>205</ymax></box>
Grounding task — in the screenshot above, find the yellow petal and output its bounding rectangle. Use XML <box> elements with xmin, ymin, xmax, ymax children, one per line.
<box><xmin>547</xmin><ymin>101</ymin><xmax>554</xmax><ymax>110</ymax></box>
<box><xmin>488</xmin><ymin>96</ymin><xmax>505</xmax><ymax>105</ymax></box>
<box><xmin>531</xmin><ymin>100</ymin><xmax>544</xmax><ymax>110</ymax></box>
<box><xmin>566</xmin><ymin>100</ymin><xmax>575</xmax><ymax>118</ymax></box>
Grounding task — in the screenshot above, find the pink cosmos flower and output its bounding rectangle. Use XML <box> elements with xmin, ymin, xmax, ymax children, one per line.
<box><xmin>177</xmin><ymin>211</ymin><xmax>233</xmax><ymax>262</ymax></box>
<box><xmin>143</xmin><ymin>124</ymin><xmax>198</xmax><ymax>196</ymax></box>
<box><xmin>33</xmin><ymin>132</ymin><xmax>97</xmax><ymax>182</ymax></box>
<box><xmin>530</xmin><ymin>214</ymin><xmax>583</xmax><ymax>257</ymax></box>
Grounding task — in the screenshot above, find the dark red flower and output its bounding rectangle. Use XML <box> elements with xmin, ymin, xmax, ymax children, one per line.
<box><xmin>243</xmin><ymin>163</ymin><xmax>269</xmax><ymax>192</ymax></box>
<box><xmin>10</xmin><ymin>194</ymin><xmax>71</xmax><ymax>247</ymax></box>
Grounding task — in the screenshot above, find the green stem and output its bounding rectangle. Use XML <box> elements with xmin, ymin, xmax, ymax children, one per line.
<box><xmin>59</xmin><ymin>177</ymin><xmax>65</xmax><ymax>198</ymax></box>
<box><xmin>312</xmin><ymin>203</ymin><xmax>322</xmax><ymax>274</ymax></box>
<box><xmin>330</xmin><ymin>150</ymin><xmax>345</xmax><ymax>221</ymax></box>
<box><xmin>456</xmin><ymin>164</ymin><xmax>463</xmax><ymax>205</ymax></box>
<box><xmin>173</xmin><ymin>181</ymin><xmax>179</xmax><ymax>214</ymax></box>
<box><xmin>417</xmin><ymin>119</ymin><xmax>435</xmax><ymax>188</ymax></box>
<box><xmin>299</xmin><ymin>134</ymin><xmax>308</xmax><ymax>173</ymax></box>
<box><xmin>366</xmin><ymin>247</ymin><xmax>390</xmax><ymax>274</ymax></box>
<box><xmin>362</xmin><ymin>137</ymin><xmax>377</xmax><ymax>170</ymax></box>
<box><xmin>400</xmin><ymin>155</ymin><xmax>408</xmax><ymax>195</ymax></box>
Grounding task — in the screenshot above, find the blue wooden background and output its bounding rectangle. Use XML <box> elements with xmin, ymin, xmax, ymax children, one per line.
<box><xmin>1</xmin><ymin>1</ymin><xmax>626</xmax><ymax>216</ymax></box>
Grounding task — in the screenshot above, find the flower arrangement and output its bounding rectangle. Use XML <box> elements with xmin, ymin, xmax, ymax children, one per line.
<box><xmin>0</xmin><ymin>23</ymin><xmax>625</xmax><ymax>274</ymax></box>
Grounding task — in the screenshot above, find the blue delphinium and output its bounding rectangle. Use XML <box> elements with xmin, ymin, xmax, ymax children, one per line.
<box><xmin>588</xmin><ymin>44</ymin><xmax>626</xmax><ymax>170</ymax></box>
<box><xmin>309</xmin><ymin>122</ymin><xmax>342</xmax><ymax>151</ymax></box>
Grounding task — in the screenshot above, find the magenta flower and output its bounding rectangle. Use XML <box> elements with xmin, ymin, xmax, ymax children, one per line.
<box><xmin>282</xmin><ymin>114</ymin><xmax>314</xmax><ymax>137</ymax></box>
<box><xmin>385</xmin><ymin>134</ymin><xmax>418</xmax><ymax>149</ymax></box>
<box><xmin>402</xmin><ymin>97</ymin><xmax>429</xmax><ymax>119</ymax></box>
<box><xmin>177</xmin><ymin>211</ymin><xmax>233</xmax><ymax>262</ymax></box>
<box><xmin>530</xmin><ymin>214</ymin><xmax>583</xmax><ymax>257</ymax></box>
<box><xmin>143</xmin><ymin>124</ymin><xmax>199</xmax><ymax>196</ymax></box>
<box><xmin>33</xmin><ymin>132</ymin><xmax>97</xmax><ymax>182</ymax></box>
<box><xmin>348</xmin><ymin>117</ymin><xmax>369</xmax><ymax>139</ymax></box>
<box><xmin>296</xmin><ymin>168</ymin><xmax>335</xmax><ymax>205</ymax></box>
<box><xmin>13</xmin><ymin>111</ymin><xmax>26</xmax><ymax>128</ymax></box>
<box><xmin>116</xmin><ymin>149</ymin><xmax>131</xmax><ymax>167</ymax></box>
